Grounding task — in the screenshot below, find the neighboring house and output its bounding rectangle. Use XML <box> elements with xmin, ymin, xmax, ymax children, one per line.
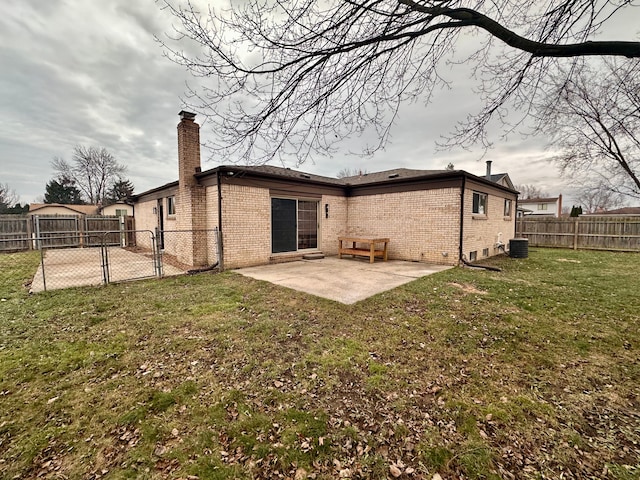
<box><xmin>28</xmin><ymin>203</ymin><xmax>100</xmax><ymax>216</ymax></box>
<box><xmin>133</xmin><ymin>111</ymin><xmax>519</xmax><ymax>269</ymax></box>
<box><xmin>516</xmin><ymin>206</ymin><xmax>533</xmax><ymax>217</ymax></box>
<box><xmin>100</xmin><ymin>202</ymin><xmax>134</xmax><ymax>217</ymax></box>
<box><xmin>484</xmin><ymin>160</ymin><xmax>516</xmax><ymax>190</ymax></box>
<box><xmin>518</xmin><ymin>196</ymin><xmax>563</xmax><ymax>217</ymax></box>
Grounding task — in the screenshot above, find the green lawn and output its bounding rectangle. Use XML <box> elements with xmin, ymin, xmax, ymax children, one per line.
<box><xmin>0</xmin><ymin>249</ymin><xmax>638</xmax><ymax>479</ymax></box>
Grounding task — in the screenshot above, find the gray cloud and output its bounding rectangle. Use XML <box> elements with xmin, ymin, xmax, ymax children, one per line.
<box><xmin>2</xmin><ymin>0</ymin><xmax>633</xmax><ymax>207</ymax></box>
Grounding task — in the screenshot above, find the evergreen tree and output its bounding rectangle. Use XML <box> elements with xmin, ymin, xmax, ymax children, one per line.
<box><xmin>570</xmin><ymin>205</ymin><xmax>584</xmax><ymax>217</ymax></box>
<box><xmin>105</xmin><ymin>179</ymin><xmax>135</xmax><ymax>205</ymax></box>
<box><xmin>3</xmin><ymin>203</ymin><xmax>29</xmax><ymax>214</ymax></box>
<box><xmin>44</xmin><ymin>177</ymin><xmax>84</xmax><ymax>204</ymax></box>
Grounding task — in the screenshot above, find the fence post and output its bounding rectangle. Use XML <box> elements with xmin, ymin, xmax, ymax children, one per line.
<box><xmin>25</xmin><ymin>216</ymin><xmax>33</xmax><ymax>251</ymax></box>
<box><xmin>573</xmin><ymin>218</ymin><xmax>579</xmax><ymax>250</ymax></box>
<box><xmin>120</xmin><ymin>216</ymin><xmax>126</xmax><ymax>247</ymax></box>
<box><xmin>78</xmin><ymin>215</ymin><xmax>85</xmax><ymax>248</ymax></box>
<box><xmin>152</xmin><ymin>232</ymin><xmax>163</xmax><ymax>277</ymax></box>
<box><xmin>40</xmin><ymin>247</ymin><xmax>47</xmax><ymax>292</ymax></box>
<box><xmin>100</xmin><ymin>237</ymin><xmax>110</xmax><ymax>284</ymax></box>
<box><xmin>518</xmin><ymin>215</ymin><xmax>524</xmax><ymax>237</ymax></box>
<box><xmin>34</xmin><ymin>215</ymin><xmax>41</xmax><ymax>250</ymax></box>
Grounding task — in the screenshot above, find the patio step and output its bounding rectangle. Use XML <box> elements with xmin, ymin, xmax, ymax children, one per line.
<box><xmin>302</xmin><ymin>252</ymin><xmax>325</xmax><ymax>260</ymax></box>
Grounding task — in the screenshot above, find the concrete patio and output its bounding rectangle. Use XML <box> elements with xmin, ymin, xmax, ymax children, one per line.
<box><xmin>234</xmin><ymin>256</ymin><xmax>453</xmax><ymax>304</ymax></box>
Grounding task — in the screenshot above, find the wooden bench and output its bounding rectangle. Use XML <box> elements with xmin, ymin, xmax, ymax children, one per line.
<box><xmin>338</xmin><ymin>236</ymin><xmax>389</xmax><ymax>263</ymax></box>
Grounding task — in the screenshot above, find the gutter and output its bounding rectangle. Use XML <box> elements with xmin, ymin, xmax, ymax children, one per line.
<box><xmin>217</xmin><ymin>170</ymin><xmax>224</xmax><ymax>270</ymax></box>
<box><xmin>196</xmin><ymin>165</ymin><xmax>344</xmax><ymax>188</ymax></box>
<box><xmin>515</xmin><ymin>196</ymin><xmax>519</xmax><ymax>239</ymax></box>
<box><xmin>459</xmin><ymin>175</ymin><xmax>466</xmax><ymax>264</ymax></box>
<box><xmin>194</xmin><ymin>167</ymin><xmax>518</xmax><ymax>195</ymax></box>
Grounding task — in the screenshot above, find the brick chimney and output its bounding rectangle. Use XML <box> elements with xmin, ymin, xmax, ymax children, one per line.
<box><xmin>177</xmin><ymin>110</ymin><xmax>201</xmax><ymax>188</ymax></box>
<box><xmin>175</xmin><ymin>111</ymin><xmax>207</xmax><ymax>266</ymax></box>
<box><xmin>485</xmin><ymin>160</ymin><xmax>492</xmax><ymax>180</ymax></box>
<box><xmin>557</xmin><ymin>194</ymin><xmax>563</xmax><ymax>217</ymax></box>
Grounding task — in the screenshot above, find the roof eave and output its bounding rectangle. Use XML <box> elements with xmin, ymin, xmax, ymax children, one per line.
<box><xmin>196</xmin><ymin>165</ymin><xmax>344</xmax><ymax>187</ymax></box>
<box><xmin>131</xmin><ymin>180</ymin><xmax>180</xmax><ymax>200</ymax></box>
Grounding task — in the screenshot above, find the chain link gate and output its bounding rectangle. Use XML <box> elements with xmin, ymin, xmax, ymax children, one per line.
<box><xmin>33</xmin><ymin>230</ymin><xmax>160</xmax><ymax>292</ymax></box>
<box><xmin>30</xmin><ymin>228</ymin><xmax>219</xmax><ymax>292</ymax></box>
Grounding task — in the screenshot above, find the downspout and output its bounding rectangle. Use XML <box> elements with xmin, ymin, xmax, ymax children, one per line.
<box><xmin>458</xmin><ymin>175</ymin><xmax>466</xmax><ymax>264</ymax></box>
<box><xmin>515</xmin><ymin>195</ymin><xmax>519</xmax><ymax>239</ymax></box>
<box><xmin>217</xmin><ymin>170</ymin><xmax>224</xmax><ymax>271</ymax></box>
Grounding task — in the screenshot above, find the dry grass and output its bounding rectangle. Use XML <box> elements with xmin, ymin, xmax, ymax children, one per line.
<box><xmin>0</xmin><ymin>248</ymin><xmax>638</xmax><ymax>479</ymax></box>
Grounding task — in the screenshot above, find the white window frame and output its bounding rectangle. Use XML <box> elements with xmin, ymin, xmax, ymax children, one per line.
<box><xmin>167</xmin><ymin>196</ymin><xmax>176</xmax><ymax>216</ymax></box>
<box><xmin>504</xmin><ymin>199</ymin><xmax>512</xmax><ymax>217</ymax></box>
<box><xmin>472</xmin><ymin>192</ymin><xmax>488</xmax><ymax>215</ymax></box>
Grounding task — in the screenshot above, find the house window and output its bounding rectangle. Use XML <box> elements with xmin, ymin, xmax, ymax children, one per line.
<box><xmin>504</xmin><ymin>199</ymin><xmax>512</xmax><ymax>217</ymax></box>
<box><xmin>538</xmin><ymin>204</ymin><xmax>548</xmax><ymax>211</ymax></box>
<box><xmin>472</xmin><ymin>192</ymin><xmax>487</xmax><ymax>215</ymax></box>
<box><xmin>483</xmin><ymin>248</ymin><xmax>489</xmax><ymax>257</ymax></box>
<box><xmin>167</xmin><ymin>196</ymin><xmax>176</xmax><ymax>216</ymax></box>
<box><xmin>115</xmin><ymin>209</ymin><xmax>127</xmax><ymax>217</ymax></box>
<box><xmin>469</xmin><ymin>251</ymin><xmax>477</xmax><ymax>261</ymax></box>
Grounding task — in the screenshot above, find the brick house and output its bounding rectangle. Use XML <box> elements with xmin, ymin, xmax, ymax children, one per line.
<box><xmin>132</xmin><ymin>112</ymin><xmax>518</xmax><ymax>269</ymax></box>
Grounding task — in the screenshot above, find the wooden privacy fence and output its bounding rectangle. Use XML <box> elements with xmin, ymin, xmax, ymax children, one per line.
<box><xmin>0</xmin><ymin>214</ymin><xmax>135</xmax><ymax>252</ymax></box>
<box><xmin>517</xmin><ymin>215</ymin><xmax>640</xmax><ymax>252</ymax></box>
<box><xmin>0</xmin><ymin>215</ymin><xmax>30</xmax><ymax>251</ymax></box>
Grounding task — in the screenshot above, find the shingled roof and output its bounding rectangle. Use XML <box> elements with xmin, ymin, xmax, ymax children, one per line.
<box><xmin>136</xmin><ymin>163</ymin><xmax>516</xmax><ymax>198</ymax></box>
<box><xmin>339</xmin><ymin>168</ymin><xmax>451</xmax><ymax>185</ymax></box>
<box><xmin>205</xmin><ymin>164</ymin><xmax>343</xmax><ymax>185</ymax></box>
<box><xmin>201</xmin><ymin>165</ymin><xmax>463</xmax><ymax>186</ymax></box>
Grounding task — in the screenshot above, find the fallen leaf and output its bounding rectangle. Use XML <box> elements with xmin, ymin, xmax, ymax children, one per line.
<box><xmin>390</xmin><ymin>464</ymin><xmax>402</xmax><ymax>477</ymax></box>
<box><xmin>154</xmin><ymin>445</ymin><xmax>167</xmax><ymax>457</ymax></box>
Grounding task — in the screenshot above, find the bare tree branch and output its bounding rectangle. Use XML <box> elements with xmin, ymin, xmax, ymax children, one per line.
<box><xmin>514</xmin><ymin>184</ymin><xmax>548</xmax><ymax>199</ymax></box>
<box><xmin>159</xmin><ymin>0</ymin><xmax>640</xmax><ymax>164</ymax></box>
<box><xmin>538</xmin><ymin>58</ymin><xmax>640</xmax><ymax>200</ymax></box>
<box><xmin>0</xmin><ymin>183</ymin><xmax>19</xmax><ymax>212</ymax></box>
<box><xmin>52</xmin><ymin>146</ymin><xmax>127</xmax><ymax>204</ymax></box>
<box><xmin>399</xmin><ymin>1</ymin><xmax>640</xmax><ymax>57</ymax></box>
<box><xmin>576</xmin><ymin>181</ymin><xmax>625</xmax><ymax>213</ymax></box>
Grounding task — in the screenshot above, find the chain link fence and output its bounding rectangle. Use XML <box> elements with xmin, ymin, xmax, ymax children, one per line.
<box><xmin>4</xmin><ymin>228</ymin><xmax>220</xmax><ymax>292</ymax></box>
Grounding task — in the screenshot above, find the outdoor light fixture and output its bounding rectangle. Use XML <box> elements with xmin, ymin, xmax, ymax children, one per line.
<box><xmin>153</xmin><ymin>207</ymin><xmax>157</xmax><ymax>214</ymax></box>
<box><xmin>325</xmin><ymin>203</ymin><xmax>329</xmax><ymax>218</ymax></box>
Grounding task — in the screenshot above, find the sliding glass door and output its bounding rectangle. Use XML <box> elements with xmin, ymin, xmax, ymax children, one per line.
<box><xmin>271</xmin><ymin>198</ymin><xmax>318</xmax><ymax>253</ymax></box>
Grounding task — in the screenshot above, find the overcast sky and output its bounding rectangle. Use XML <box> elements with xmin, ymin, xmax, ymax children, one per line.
<box><xmin>1</xmin><ymin>0</ymin><xmax>637</xmax><ymax>205</ymax></box>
